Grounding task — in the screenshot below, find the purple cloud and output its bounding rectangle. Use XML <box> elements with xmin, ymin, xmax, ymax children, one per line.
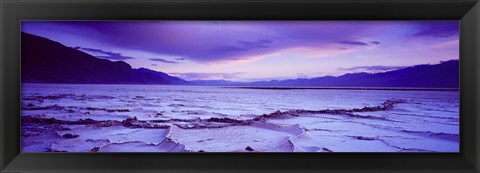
<box><xmin>149</xmin><ymin>58</ymin><xmax>179</xmax><ymax>64</ymax></box>
<box><xmin>371</xmin><ymin>41</ymin><xmax>381</xmax><ymax>44</ymax></box>
<box><xmin>413</xmin><ymin>21</ymin><xmax>459</xmax><ymax>38</ymax></box>
<box><xmin>78</xmin><ymin>46</ymin><xmax>178</xmax><ymax>63</ymax></box>
<box><xmin>209</xmin><ymin>46</ymin><xmax>247</xmax><ymax>53</ymax></box>
<box><xmin>337</xmin><ymin>40</ymin><xmax>368</xmax><ymax>46</ymax></box>
<box><xmin>77</xmin><ymin>47</ymin><xmax>135</xmax><ymax>60</ymax></box>
<box><xmin>22</xmin><ymin>21</ymin><xmax>459</xmax><ymax>64</ymax></box>
<box><xmin>237</xmin><ymin>39</ymin><xmax>272</xmax><ymax>49</ymax></box>
<box><xmin>22</xmin><ymin>21</ymin><xmax>384</xmax><ymax>63</ymax></box>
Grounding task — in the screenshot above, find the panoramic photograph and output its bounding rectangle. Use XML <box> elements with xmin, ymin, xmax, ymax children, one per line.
<box><xmin>21</xmin><ymin>21</ymin><xmax>459</xmax><ymax>152</ymax></box>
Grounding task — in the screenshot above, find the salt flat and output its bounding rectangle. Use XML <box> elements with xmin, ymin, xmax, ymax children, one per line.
<box><xmin>21</xmin><ymin>84</ymin><xmax>459</xmax><ymax>152</ymax></box>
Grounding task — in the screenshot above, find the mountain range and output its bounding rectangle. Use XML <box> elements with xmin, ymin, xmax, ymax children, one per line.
<box><xmin>21</xmin><ymin>32</ymin><xmax>459</xmax><ymax>88</ymax></box>
<box><xmin>22</xmin><ymin>32</ymin><xmax>187</xmax><ymax>84</ymax></box>
<box><xmin>245</xmin><ymin>60</ymin><xmax>459</xmax><ymax>88</ymax></box>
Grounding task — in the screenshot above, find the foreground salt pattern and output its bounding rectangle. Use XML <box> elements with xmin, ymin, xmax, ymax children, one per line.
<box><xmin>21</xmin><ymin>84</ymin><xmax>459</xmax><ymax>152</ymax></box>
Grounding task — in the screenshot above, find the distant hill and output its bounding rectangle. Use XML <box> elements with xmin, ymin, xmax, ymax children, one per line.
<box><xmin>21</xmin><ymin>32</ymin><xmax>186</xmax><ymax>84</ymax></box>
<box><xmin>135</xmin><ymin>68</ymin><xmax>188</xmax><ymax>85</ymax></box>
<box><xmin>244</xmin><ymin>60</ymin><xmax>459</xmax><ymax>88</ymax></box>
<box><xmin>190</xmin><ymin>60</ymin><xmax>459</xmax><ymax>88</ymax></box>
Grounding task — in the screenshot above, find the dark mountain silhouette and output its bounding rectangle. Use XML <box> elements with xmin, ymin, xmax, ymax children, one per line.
<box><xmin>188</xmin><ymin>60</ymin><xmax>459</xmax><ymax>88</ymax></box>
<box><xmin>195</xmin><ymin>60</ymin><xmax>459</xmax><ymax>88</ymax></box>
<box><xmin>22</xmin><ymin>32</ymin><xmax>458</xmax><ymax>88</ymax></box>
<box><xmin>245</xmin><ymin>60</ymin><xmax>459</xmax><ymax>88</ymax></box>
<box><xmin>135</xmin><ymin>68</ymin><xmax>188</xmax><ymax>84</ymax></box>
<box><xmin>21</xmin><ymin>32</ymin><xmax>186</xmax><ymax>84</ymax></box>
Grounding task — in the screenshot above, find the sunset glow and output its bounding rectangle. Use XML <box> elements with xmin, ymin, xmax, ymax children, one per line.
<box><xmin>22</xmin><ymin>21</ymin><xmax>459</xmax><ymax>81</ymax></box>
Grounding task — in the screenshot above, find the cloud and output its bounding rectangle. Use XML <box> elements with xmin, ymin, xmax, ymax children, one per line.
<box><xmin>77</xmin><ymin>47</ymin><xmax>135</xmax><ymax>60</ymax></box>
<box><xmin>337</xmin><ymin>40</ymin><xmax>368</xmax><ymax>46</ymax></box>
<box><xmin>175</xmin><ymin>57</ymin><xmax>186</xmax><ymax>61</ymax></box>
<box><xmin>23</xmin><ymin>21</ymin><xmax>458</xmax><ymax>64</ymax></box>
<box><xmin>169</xmin><ymin>72</ymin><xmax>245</xmax><ymax>80</ymax></box>
<box><xmin>413</xmin><ymin>22</ymin><xmax>459</xmax><ymax>38</ymax></box>
<box><xmin>237</xmin><ymin>39</ymin><xmax>272</xmax><ymax>49</ymax></box>
<box><xmin>78</xmin><ymin>46</ymin><xmax>179</xmax><ymax>64</ymax></box>
<box><xmin>429</xmin><ymin>39</ymin><xmax>459</xmax><ymax>48</ymax></box>
<box><xmin>24</xmin><ymin>21</ymin><xmax>386</xmax><ymax>63</ymax></box>
<box><xmin>339</xmin><ymin>65</ymin><xmax>406</xmax><ymax>72</ymax></box>
<box><xmin>209</xmin><ymin>46</ymin><xmax>248</xmax><ymax>53</ymax></box>
<box><xmin>151</xmin><ymin>64</ymin><xmax>157</xmax><ymax>66</ymax></box>
<box><xmin>371</xmin><ymin>41</ymin><xmax>381</xmax><ymax>44</ymax></box>
<box><xmin>149</xmin><ymin>58</ymin><xmax>179</xmax><ymax>64</ymax></box>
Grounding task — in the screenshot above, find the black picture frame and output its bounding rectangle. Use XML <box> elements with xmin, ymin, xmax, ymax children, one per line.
<box><xmin>1</xmin><ymin>0</ymin><xmax>479</xmax><ymax>172</ymax></box>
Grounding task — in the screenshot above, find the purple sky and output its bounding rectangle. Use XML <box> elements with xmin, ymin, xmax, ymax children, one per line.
<box><xmin>22</xmin><ymin>21</ymin><xmax>459</xmax><ymax>81</ymax></box>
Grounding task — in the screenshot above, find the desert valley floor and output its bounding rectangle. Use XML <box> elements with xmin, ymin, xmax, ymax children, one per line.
<box><xmin>21</xmin><ymin>84</ymin><xmax>459</xmax><ymax>152</ymax></box>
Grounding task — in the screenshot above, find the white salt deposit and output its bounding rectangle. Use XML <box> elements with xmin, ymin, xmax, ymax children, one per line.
<box><xmin>21</xmin><ymin>84</ymin><xmax>459</xmax><ymax>152</ymax></box>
